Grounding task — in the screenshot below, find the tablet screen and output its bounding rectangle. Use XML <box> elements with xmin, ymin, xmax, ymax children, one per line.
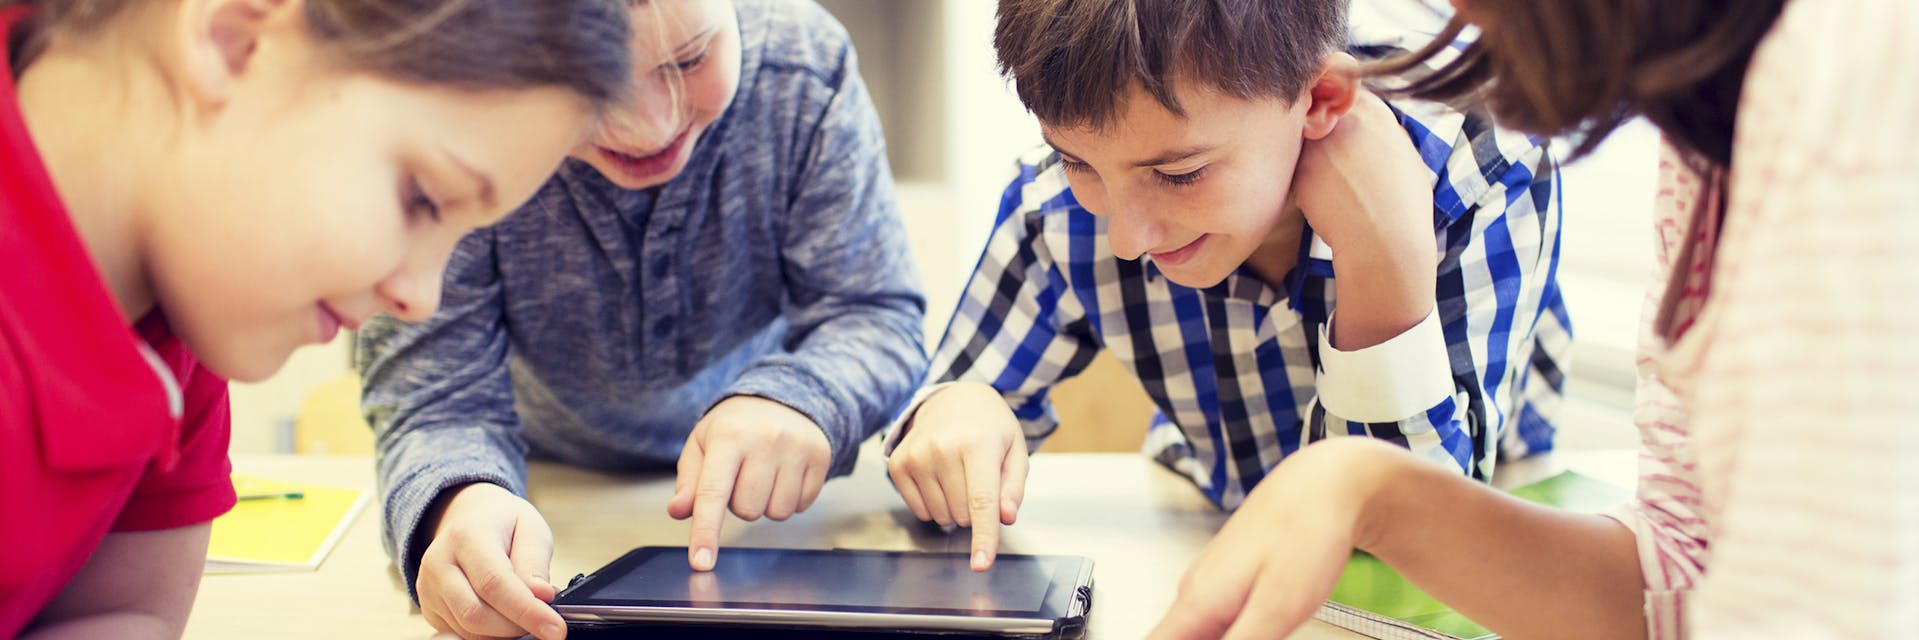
<box><xmin>572</xmin><ymin>548</ymin><xmax>1068</xmax><ymax>615</ymax></box>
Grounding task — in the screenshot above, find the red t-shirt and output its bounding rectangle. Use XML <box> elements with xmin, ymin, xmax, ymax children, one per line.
<box><xmin>0</xmin><ymin>6</ymin><xmax>236</xmax><ymax>636</ymax></box>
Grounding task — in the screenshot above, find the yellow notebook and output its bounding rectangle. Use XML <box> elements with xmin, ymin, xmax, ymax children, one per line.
<box><xmin>205</xmin><ymin>475</ymin><xmax>369</xmax><ymax>573</ymax></box>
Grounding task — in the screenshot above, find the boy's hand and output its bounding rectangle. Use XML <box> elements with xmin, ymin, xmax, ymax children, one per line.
<box><xmin>1291</xmin><ymin>90</ymin><xmax>1435</xmax><ymax>259</ymax></box>
<box><xmin>417</xmin><ymin>483</ymin><xmax>565</xmax><ymax>640</ymax></box>
<box><xmin>1291</xmin><ymin>90</ymin><xmax>1439</xmax><ymax>349</ymax></box>
<box><xmin>886</xmin><ymin>381</ymin><xmax>1030</xmax><ymax>571</ymax></box>
<box><xmin>669</xmin><ymin>395</ymin><xmax>832</xmax><ymax>571</ymax></box>
<box><xmin>1146</xmin><ymin>439</ymin><xmax>1404</xmax><ymax>640</ymax></box>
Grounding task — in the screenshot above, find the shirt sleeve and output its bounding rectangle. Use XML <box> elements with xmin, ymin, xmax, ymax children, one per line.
<box><xmin>1677</xmin><ymin>2</ymin><xmax>1919</xmax><ymax>635</ymax></box>
<box><xmin>113</xmin><ymin>357</ymin><xmax>236</xmax><ymax>532</ymax></box>
<box><xmin>885</xmin><ymin>165</ymin><xmax>1103</xmax><ymax>454</ymax></box>
<box><xmin>1305</xmin><ymin>141</ymin><xmax>1565</xmax><ymax>479</ymax></box>
<box><xmin>721</xmin><ymin>39</ymin><xmax>928</xmax><ymax>477</ymax></box>
<box><xmin>356</xmin><ymin>226</ymin><xmax>529</xmax><ymax>602</ymax></box>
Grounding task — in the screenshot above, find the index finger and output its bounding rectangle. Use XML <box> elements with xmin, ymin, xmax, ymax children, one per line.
<box><xmin>962</xmin><ymin>444</ymin><xmax>1004</xmax><ymax>572</ymax></box>
<box><xmin>687</xmin><ymin>444</ymin><xmax>745</xmax><ymax>571</ymax></box>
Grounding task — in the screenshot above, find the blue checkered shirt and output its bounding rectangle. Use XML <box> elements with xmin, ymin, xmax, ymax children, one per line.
<box><xmin>914</xmin><ymin>96</ymin><xmax>1570</xmax><ymax>509</ymax></box>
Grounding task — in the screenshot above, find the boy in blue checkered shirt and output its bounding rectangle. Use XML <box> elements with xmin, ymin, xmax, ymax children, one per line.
<box><xmin>885</xmin><ymin>0</ymin><xmax>1571</xmax><ymax>571</ymax></box>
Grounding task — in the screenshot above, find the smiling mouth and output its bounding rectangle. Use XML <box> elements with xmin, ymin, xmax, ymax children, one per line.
<box><xmin>1148</xmin><ymin>235</ymin><xmax>1207</xmax><ymax>265</ymax></box>
<box><xmin>597</xmin><ymin>127</ymin><xmax>692</xmax><ymax>180</ymax></box>
<box><xmin>602</xmin><ymin>127</ymin><xmax>689</xmax><ymax>162</ymax></box>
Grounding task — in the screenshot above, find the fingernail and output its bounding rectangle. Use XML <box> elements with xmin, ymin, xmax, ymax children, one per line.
<box><xmin>973</xmin><ymin>550</ymin><xmax>988</xmax><ymax>570</ymax></box>
<box><xmin>540</xmin><ymin>622</ymin><xmax>565</xmax><ymax>639</ymax></box>
<box><xmin>693</xmin><ymin>548</ymin><xmax>714</xmax><ymax>570</ymax></box>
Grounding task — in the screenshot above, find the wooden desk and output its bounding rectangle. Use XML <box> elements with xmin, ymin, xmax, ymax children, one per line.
<box><xmin>188</xmin><ymin>446</ymin><xmax>1634</xmax><ymax>639</ymax></box>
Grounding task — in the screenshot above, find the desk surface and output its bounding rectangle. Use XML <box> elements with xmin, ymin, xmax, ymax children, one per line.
<box><xmin>187</xmin><ymin>445</ymin><xmax>1633</xmax><ymax>639</ymax></box>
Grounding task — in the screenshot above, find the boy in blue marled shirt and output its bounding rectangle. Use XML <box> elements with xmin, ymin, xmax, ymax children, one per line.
<box><xmin>355</xmin><ymin>2</ymin><xmax>926</xmax><ymax>638</ymax></box>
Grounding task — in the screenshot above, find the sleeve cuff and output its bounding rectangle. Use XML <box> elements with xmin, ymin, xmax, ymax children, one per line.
<box><xmin>880</xmin><ymin>381</ymin><xmax>966</xmax><ymax>455</ymax></box>
<box><xmin>384</xmin><ymin>460</ymin><xmax>520</xmax><ymax>603</ymax></box>
<box><xmin>1599</xmin><ymin>502</ymin><xmax>1688</xmax><ymax>640</ymax></box>
<box><xmin>1316</xmin><ymin>308</ymin><xmax>1454</xmax><ymax>422</ymax></box>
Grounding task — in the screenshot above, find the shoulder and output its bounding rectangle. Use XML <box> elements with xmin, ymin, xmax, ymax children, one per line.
<box><xmin>997</xmin><ymin>146</ymin><xmax>1090</xmax><ymax>230</ymax></box>
<box><xmin>1738</xmin><ymin>0</ymin><xmax>1919</xmax><ymax>168</ymax></box>
<box><xmin>737</xmin><ymin>0</ymin><xmax>858</xmax><ymax>85</ymax></box>
<box><xmin>1360</xmin><ymin>42</ymin><xmax>1552</xmax><ymax>212</ymax></box>
<box><xmin>1384</xmin><ymin>94</ymin><xmax>1550</xmax><ymax>214</ymax></box>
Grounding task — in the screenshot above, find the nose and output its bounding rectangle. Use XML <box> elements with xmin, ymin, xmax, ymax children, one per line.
<box><xmin>374</xmin><ymin>238</ymin><xmax>457</xmax><ymax>324</ymax></box>
<box><xmin>596</xmin><ymin>74</ymin><xmax>685</xmax><ymax>148</ymax></box>
<box><xmin>1100</xmin><ymin>196</ymin><xmax>1165</xmax><ymax>261</ymax></box>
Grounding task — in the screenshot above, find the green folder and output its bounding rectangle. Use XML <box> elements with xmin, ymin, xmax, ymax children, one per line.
<box><xmin>1314</xmin><ymin>471</ymin><xmax>1632</xmax><ymax>640</ymax></box>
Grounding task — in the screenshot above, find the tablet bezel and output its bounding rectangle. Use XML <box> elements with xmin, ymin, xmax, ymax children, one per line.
<box><xmin>552</xmin><ymin>547</ymin><xmax>1094</xmax><ymax>633</ymax></box>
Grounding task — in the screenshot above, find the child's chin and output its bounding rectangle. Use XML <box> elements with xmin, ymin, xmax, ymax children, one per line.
<box><xmin>198</xmin><ymin>341</ymin><xmax>294</xmax><ymax>384</ymax></box>
<box><xmin>1159</xmin><ymin>264</ymin><xmax>1231</xmax><ymax>289</ymax></box>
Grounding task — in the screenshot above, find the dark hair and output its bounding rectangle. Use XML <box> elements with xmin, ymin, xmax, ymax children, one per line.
<box><xmin>9</xmin><ymin>0</ymin><xmax>633</xmax><ymax>108</ymax></box>
<box><xmin>1375</xmin><ymin>0</ymin><xmax>1788</xmax><ymax>166</ymax></box>
<box><xmin>994</xmin><ymin>0</ymin><xmax>1347</xmax><ymax>129</ymax></box>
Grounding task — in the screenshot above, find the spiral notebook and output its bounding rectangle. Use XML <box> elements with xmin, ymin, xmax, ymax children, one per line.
<box><xmin>1312</xmin><ymin>470</ymin><xmax>1631</xmax><ymax>640</ymax></box>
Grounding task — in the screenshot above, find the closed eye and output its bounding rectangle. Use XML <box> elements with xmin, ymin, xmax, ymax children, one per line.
<box><xmin>1059</xmin><ymin>156</ymin><xmax>1094</xmax><ymax>175</ymax></box>
<box><xmin>670</xmin><ymin>48</ymin><xmax>709</xmax><ymax>71</ymax></box>
<box><xmin>403</xmin><ymin>177</ymin><xmax>441</xmax><ymax>222</ymax></box>
<box><xmin>1154</xmin><ymin>165</ymin><xmax>1206</xmax><ymax>188</ymax></box>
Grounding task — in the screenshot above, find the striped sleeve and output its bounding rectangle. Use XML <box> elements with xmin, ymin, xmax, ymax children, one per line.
<box><xmin>1307</xmin><ymin>140</ymin><xmax>1564</xmax><ymax>480</ymax></box>
<box><xmin>1682</xmin><ymin>1</ymin><xmax>1919</xmax><ymax>636</ymax></box>
<box><xmin>891</xmin><ymin>164</ymin><xmax>1102</xmax><ymax>450</ymax></box>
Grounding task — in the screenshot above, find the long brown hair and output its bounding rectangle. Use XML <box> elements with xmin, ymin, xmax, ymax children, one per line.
<box><xmin>1375</xmin><ymin>0</ymin><xmax>1787</xmax><ymax>167</ymax></box>
<box><xmin>8</xmin><ymin>0</ymin><xmax>632</xmax><ymax>108</ymax></box>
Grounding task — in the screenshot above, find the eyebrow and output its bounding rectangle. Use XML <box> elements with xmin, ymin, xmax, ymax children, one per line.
<box><xmin>442</xmin><ymin>148</ymin><xmax>497</xmax><ymax>212</ymax></box>
<box><xmin>671</xmin><ymin>28</ymin><xmax>718</xmax><ymax>58</ymax></box>
<box><xmin>1129</xmin><ymin>144</ymin><xmax>1216</xmax><ymax>168</ymax></box>
<box><xmin>1041</xmin><ymin>134</ymin><xmax>1215</xmax><ymax>168</ymax></box>
<box><xmin>1040</xmin><ymin>134</ymin><xmax>1082</xmax><ymax>162</ymax></box>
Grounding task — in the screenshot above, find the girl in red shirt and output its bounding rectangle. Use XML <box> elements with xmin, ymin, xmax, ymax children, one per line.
<box><xmin>0</xmin><ymin>1</ymin><xmax>631</xmax><ymax>637</ymax></box>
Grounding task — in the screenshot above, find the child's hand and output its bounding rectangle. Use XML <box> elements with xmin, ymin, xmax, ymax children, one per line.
<box><xmin>1291</xmin><ymin>89</ymin><xmax>1435</xmax><ymax>262</ymax></box>
<box><xmin>1145</xmin><ymin>439</ymin><xmax>1404</xmax><ymax>639</ymax></box>
<box><xmin>669</xmin><ymin>395</ymin><xmax>833</xmax><ymax>571</ymax></box>
<box><xmin>417</xmin><ymin>482</ymin><xmax>565</xmax><ymax>640</ymax></box>
<box><xmin>886</xmin><ymin>381</ymin><xmax>1029</xmax><ymax>571</ymax></box>
<box><xmin>1291</xmin><ymin>89</ymin><xmax>1438</xmax><ymax>349</ymax></box>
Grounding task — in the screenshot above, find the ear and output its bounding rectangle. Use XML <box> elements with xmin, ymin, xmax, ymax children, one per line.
<box><xmin>175</xmin><ymin>0</ymin><xmax>294</xmax><ymax>106</ymax></box>
<box><xmin>1299</xmin><ymin>52</ymin><xmax>1362</xmax><ymax>141</ymax></box>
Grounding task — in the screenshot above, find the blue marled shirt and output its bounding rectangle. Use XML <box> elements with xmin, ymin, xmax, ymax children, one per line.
<box><xmin>355</xmin><ymin>0</ymin><xmax>926</xmax><ymax>595</ymax></box>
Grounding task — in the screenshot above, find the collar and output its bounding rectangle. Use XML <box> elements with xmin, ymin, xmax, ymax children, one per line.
<box><xmin>1</xmin><ymin>4</ymin><xmax>181</xmax><ymax>473</ymax></box>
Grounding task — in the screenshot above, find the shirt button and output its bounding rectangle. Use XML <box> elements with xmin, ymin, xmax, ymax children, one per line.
<box><xmin>652</xmin><ymin>255</ymin><xmax>672</xmax><ymax>279</ymax></box>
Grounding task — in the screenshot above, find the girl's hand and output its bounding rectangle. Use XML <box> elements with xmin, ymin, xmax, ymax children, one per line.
<box><xmin>1147</xmin><ymin>439</ymin><xmax>1407</xmax><ymax>640</ymax></box>
<box><xmin>669</xmin><ymin>396</ymin><xmax>833</xmax><ymax>571</ymax></box>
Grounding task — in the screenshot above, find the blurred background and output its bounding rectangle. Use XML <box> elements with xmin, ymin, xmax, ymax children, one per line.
<box><xmin>231</xmin><ymin>0</ymin><xmax>1655</xmax><ymax>459</ymax></box>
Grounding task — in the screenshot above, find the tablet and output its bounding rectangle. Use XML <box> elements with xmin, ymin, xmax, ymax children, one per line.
<box><xmin>553</xmin><ymin>547</ymin><xmax>1095</xmax><ymax>638</ymax></box>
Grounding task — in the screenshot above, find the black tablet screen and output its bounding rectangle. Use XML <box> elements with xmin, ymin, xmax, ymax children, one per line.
<box><xmin>588</xmin><ymin>549</ymin><xmax>1059</xmax><ymax>613</ymax></box>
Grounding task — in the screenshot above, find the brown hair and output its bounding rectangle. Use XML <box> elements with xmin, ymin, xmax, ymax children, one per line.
<box><xmin>8</xmin><ymin>0</ymin><xmax>633</xmax><ymax>108</ymax></box>
<box><xmin>1375</xmin><ymin>0</ymin><xmax>1787</xmax><ymax>166</ymax></box>
<box><xmin>994</xmin><ymin>0</ymin><xmax>1347</xmax><ymax>129</ymax></box>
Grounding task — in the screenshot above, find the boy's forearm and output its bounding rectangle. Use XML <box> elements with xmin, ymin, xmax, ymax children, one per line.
<box><xmin>1329</xmin><ymin>242</ymin><xmax>1434</xmax><ymax>350</ymax></box>
<box><xmin>1357</xmin><ymin>458</ymin><xmax>1648</xmax><ymax>640</ymax></box>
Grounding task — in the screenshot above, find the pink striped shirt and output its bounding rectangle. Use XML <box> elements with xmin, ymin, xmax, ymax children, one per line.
<box><xmin>1604</xmin><ymin>1</ymin><xmax>1919</xmax><ymax>637</ymax></box>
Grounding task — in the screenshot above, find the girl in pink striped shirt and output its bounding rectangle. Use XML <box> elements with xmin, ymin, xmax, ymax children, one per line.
<box><xmin>1145</xmin><ymin>0</ymin><xmax>1919</xmax><ymax>638</ymax></box>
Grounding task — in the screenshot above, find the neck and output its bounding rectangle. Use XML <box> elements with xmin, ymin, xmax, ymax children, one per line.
<box><xmin>16</xmin><ymin>48</ymin><xmax>159</xmax><ymax>323</ymax></box>
<box><xmin>1242</xmin><ymin>200</ymin><xmax>1306</xmax><ymax>289</ymax></box>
